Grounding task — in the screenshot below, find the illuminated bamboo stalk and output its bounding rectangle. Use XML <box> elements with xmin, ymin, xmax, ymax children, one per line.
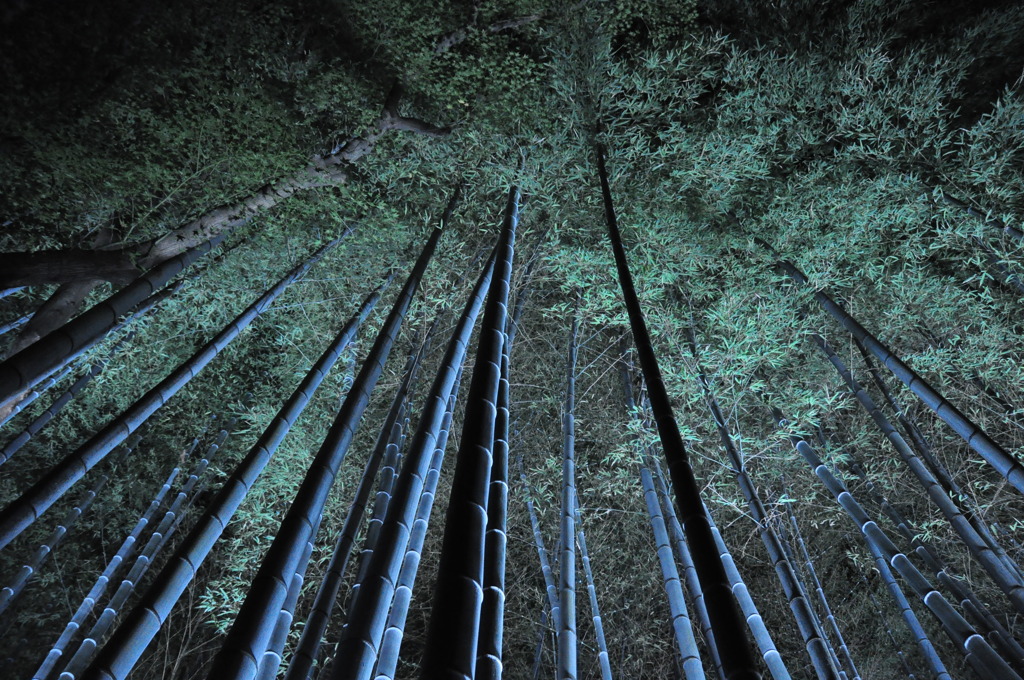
<box><xmin>703</xmin><ymin>501</ymin><xmax>792</xmax><ymax>680</ymax></box>
<box><xmin>767</xmin><ymin>250</ymin><xmax>1024</xmax><ymax>496</ymax></box>
<box><xmin>813</xmin><ymin>333</ymin><xmax>1024</xmax><ymax>614</ymax></box>
<box><xmin>649</xmin><ymin>454</ymin><xmax>725</xmax><ymax>680</ymax></box>
<box><xmin>686</xmin><ymin>329</ymin><xmax>839</xmax><ymax>680</ymax></box>
<box><xmin>61</xmin><ymin>431</ymin><xmax>230</xmax><ymax>680</ymax></box>
<box><xmin>616</xmin><ymin>354</ymin><xmax>706</xmax><ymax>678</ymax></box>
<box><xmin>597</xmin><ymin>144</ymin><xmax>758</xmax><ymax>679</ymax></box>
<box><xmin>852</xmin><ymin>339</ymin><xmax>1022</xmax><ymax>583</ymax></box>
<box><xmin>80</xmin><ymin>278</ymin><xmax>385</xmax><ymax>680</ymax></box>
<box><xmin>372</xmin><ymin>370</ymin><xmax>465</xmax><ymax>680</ymax></box>
<box><xmin>863</xmin><ymin>578</ymin><xmax>918</xmax><ymax>679</ymax></box>
<box><xmin>555</xmin><ymin>315</ymin><xmax>579</xmax><ymax>680</ymax></box>
<box><xmin>283</xmin><ymin>331</ymin><xmax>434</xmax><ymax>680</ymax></box>
<box><xmin>777</xmin><ymin>420</ymin><xmax>952</xmax><ymax>680</ymax></box>
<box><xmin>573</xmin><ymin>495</ymin><xmax>612</xmax><ymax>680</ymax></box>
<box><xmin>782</xmin><ymin>505</ymin><xmax>860</xmax><ymax>680</ymax></box>
<box><xmin>419</xmin><ymin>186</ymin><xmax>517</xmax><ymax>679</ymax></box>
<box><xmin>32</xmin><ymin>463</ymin><xmax>182</xmax><ymax>680</ymax></box>
<box><xmin>0</xmin><ymin>234</ymin><xmax>228</xmax><ymax>411</ymax></box>
<box><xmin>637</xmin><ymin>461</ymin><xmax>704</xmax><ymax>679</ymax></box>
<box><xmin>0</xmin><ymin>313</ymin><xmax>29</xmax><ymax>337</ymax></box>
<box><xmin>475</xmin><ymin>330</ymin><xmax>512</xmax><ymax>679</ymax></box>
<box><xmin>849</xmin><ymin>464</ymin><xmax>1024</xmax><ymax>670</ymax></box>
<box><xmin>255</xmin><ymin>514</ymin><xmax>322</xmax><ymax>680</ymax></box>
<box><xmin>0</xmin><ymin>360</ymin><xmax>77</xmax><ymax>427</ymax></box>
<box><xmin>1</xmin><ymin>329</ymin><xmax>136</xmax><ymax>467</ymax></box>
<box><xmin>519</xmin><ymin>455</ymin><xmax>560</xmax><ymax>628</ymax></box>
<box><xmin>205</xmin><ymin>219</ymin><xmax>445</xmax><ymax>680</ymax></box>
<box><xmin>327</xmin><ymin>236</ymin><xmax>494</xmax><ymax>680</ymax></box>
<box><xmin>0</xmin><ymin>434</ymin><xmax>141</xmax><ymax>623</ymax></box>
<box><xmin>0</xmin><ymin>242</ymin><xmax>337</xmax><ymax>550</ymax></box>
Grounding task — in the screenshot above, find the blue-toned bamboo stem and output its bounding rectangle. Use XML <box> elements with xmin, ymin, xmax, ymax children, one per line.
<box><xmin>850</xmin><ymin>463</ymin><xmax>1024</xmax><ymax>670</ymax></box>
<box><xmin>0</xmin><ymin>361</ymin><xmax>77</xmax><ymax>427</ymax></box>
<box><xmin>852</xmin><ymin>338</ymin><xmax>1023</xmax><ymax>584</ymax></box>
<box><xmin>0</xmin><ymin>313</ymin><xmax>29</xmax><ymax>337</ymax></box>
<box><xmin>80</xmin><ymin>278</ymin><xmax>385</xmax><ymax>680</ymax></box>
<box><xmin>475</xmin><ymin>328</ymin><xmax>513</xmax><ymax>679</ymax></box>
<box><xmin>32</xmin><ymin>461</ymin><xmax>182</xmax><ymax>680</ymax></box>
<box><xmin>597</xmin><ymin>144</ymin><xmax>758</xmax><ymax>680</ymax></box>
<box><xmin>776</xmin><ymin>419</ymin><xmax>952</xmax><ymax>680</ymax></box>
<box><xmin>0</xmin><ymin>434</ymin><xmax>141</xmax><ymax>623</ymax></box>
<box><xmin>781</xmin><ymin>505</ymin><xmax>860</xmax><ymax>680</ymax></box>
<box><xmin>519</xmin><ymin>455</ymin><xmax>560</xmax><ymax>629</ymax></box>
<box><xmin>767</xmin><ymin>250</ymin><xmax>1024</xmax><ymax>496</ymax></box>
<box><xmin>0</xmin><ymin>234</ymin><xmax>228</xmax><ymax>411</ymax></box>
<box><xmin>686</xmin><ymin>329</ymin><xmax>838</xmax><ymax>679</ymax></box>
<box><xmin>255</xmin><ymin>514</ymin><xmax>322</xmax><ymax>680</ymax></box>
<box><xmin>556</xmin><ymin>315</ymin><xmax>579</xmax><ymax>680</ymax></box>
<box><xmin>1</xmin><ymin>330</ymin><xmax>136</xmax><ymax>467</ymax></box>
<box><xmin>60</xmin><ymin>433</ymin><xmax>227</xmax><ymax>680</ymax></box>
<box><xmin>703</xmin><ymin>500</ymin><xmax>792</xmax><ymax>680</ymax></box>
<box><xmin>812</xmin><ymin>333</ymin><xmax>1024</xmax><ymax>614</ymax></box>
<box><xmin>328</xmin><ymin>220</ymin><xmax>494</xmax><ymax>680</ymax></box>
<box><xmin>574</xmin><ymin>495</ymin><xmax>612</xmax><ymax>680</ymax></box>
<box><xmin>206</xmin><ymin>219</ymin><xmax>444</xmax><ymax>680</ymax></box>
<box><xmin>639</xmin><ymin>462</ymin><xmax>704</xmax><ymax>679</ymax></box>
<box><xmin>648</xmin><ymin>452</ymin><xmax>724</xmax><ymax>680</ymax></box>
<box><xmin>372</xmin><ymin>371</ymin><xmax>464</xmax><ymax>680</ymax></box>
<box><xmin>418</xmin><ymin>186</ymin><xmax>517</xmax><ymax>680</ymax></box>
<box><xmin>0</xmin><ymin>242</ymin><xmax>337</xmax><ymax>550</ymax></box>
<box><xmin>283</xmin><ymin>322</ymin><xmax>434</xmax><ymax>680</ymax></box>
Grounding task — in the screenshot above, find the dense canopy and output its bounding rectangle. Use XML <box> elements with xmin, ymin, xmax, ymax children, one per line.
<box><xmin>2</xmin><ymin>0</ymin><xmax>1024</xmax><ymax>678</ymax></box>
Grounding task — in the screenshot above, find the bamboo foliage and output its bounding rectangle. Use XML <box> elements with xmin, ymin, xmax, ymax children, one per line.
<box><xmin>327</xmin><ymin>241</ymin><xmax>495</xmax><ymax>680</ymax></box>
<box><xmin>0</xmin><ymin>233</ymin><xmax>228</xmax><ymax>411</ymax></box>
<box><xmin>596</xmin><ymin>143</ymin><xmax>759</xmax><ymax>680</ymax></box>
<box><xmin>811</xmin><ymin>332</ymin><xmax>1024</xmax><ymax>615</ymax></box>
<box><xmin>0</xmin><ymin>433</ymin><xmax>141</xmax><ymax>624</ymax></box>
<box><xmin>205</xmin><ymin>219</ymin><xmax>445</xmax><ymax>680</ymax></box>
<box><xmin>768</xmin><ymin>251</ymin><xmax>1024</xmax><ymax>496</ymax></box>
<box><xmin>80</xmin><ymin>278</ymin><xmax>386</xmax><ymax>680</ymax></box>
<box><xmin>685</xmin><ymin>328</ymin><xmax>839</xmax><ymax>679</ymax></box>
<box><xmin>419</xmin><ymin>185</ymin><xmax>518</xmax><ymax>679</ymax></box>
<box><xmin>0</xmin><ymin>241</ymin><xmax>338</xmax><ymax>550</ymax></box>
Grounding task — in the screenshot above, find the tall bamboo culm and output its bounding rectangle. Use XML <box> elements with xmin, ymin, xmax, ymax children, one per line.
<box><xmin>597</xmin><ymin>143</ymin><xmax>759</xmax><ymax>680</ymax></box>
<box><xmin>80</xmin><ymin>277</ymin><xmax>386</xmax><ymax>680</ymax></box>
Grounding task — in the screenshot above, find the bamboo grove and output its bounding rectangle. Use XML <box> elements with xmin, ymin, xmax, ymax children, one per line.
<box><xmin>3</xmin><ymin>0</ymin><xmax>1024</xmax><ymax>678</ymax></box>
